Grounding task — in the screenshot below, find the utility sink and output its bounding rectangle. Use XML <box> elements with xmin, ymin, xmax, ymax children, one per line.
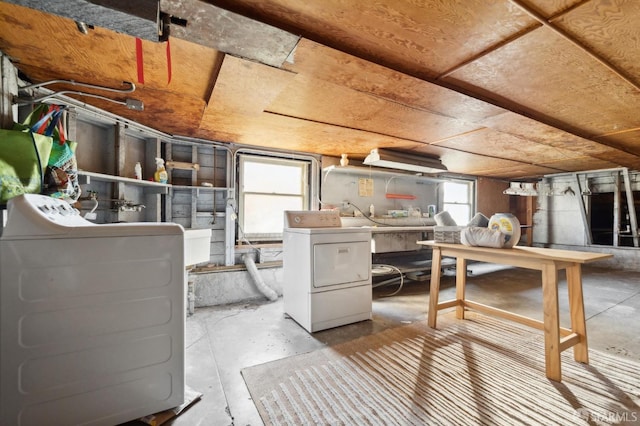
<box><xmin>184</xmin><ymin>228</ymin><xmax>212</xmax><ymax>266</ymax></box>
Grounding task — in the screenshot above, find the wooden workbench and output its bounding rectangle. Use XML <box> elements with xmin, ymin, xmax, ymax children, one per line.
<box><xmin>417</xmin><ymin>241</ymin><xmax>613</xmax><ymax>382</ymax></box>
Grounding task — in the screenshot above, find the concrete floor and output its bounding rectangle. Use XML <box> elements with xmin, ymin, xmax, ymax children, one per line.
<box><xmin>164</xmin><ymin>264</ymin><xmax>640</xmax><ymax>426</ymax></box>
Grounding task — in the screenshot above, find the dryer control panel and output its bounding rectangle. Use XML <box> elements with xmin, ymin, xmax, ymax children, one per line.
<box><xmin>285</xmin><ymin>210</ymin><xmax>342</xmax><ymax>228</ymax></box>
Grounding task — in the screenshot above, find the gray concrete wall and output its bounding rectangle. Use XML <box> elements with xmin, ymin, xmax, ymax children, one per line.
<box><xmin>192</xmin><ymin>265</ymin><xmax>283</xmax><ymax>307</ymax></box>
<box><xmin>321</xmin><ymin>167</ymin><xmax>440</xmax><ymax>217</ymax></box>
<box><xmin>533</xmin><ymin>171</ymin><xmax>640</xmax><ymax>271</ymax></box>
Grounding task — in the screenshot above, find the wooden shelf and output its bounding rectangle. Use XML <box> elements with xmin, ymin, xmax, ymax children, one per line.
<box><xmin>78</xmin><ymin>171</ymin><xmax>232</xmax><ymax>195</ymax></box>
<box><xmin>172</xmin><ymin>185</ymin><xmax>230</xmax><ymax>191</ymax></box>
<box><xmin>78</xmin><ymin>170</ymin><xmax>169</xmax><ymax>187</ymax></box>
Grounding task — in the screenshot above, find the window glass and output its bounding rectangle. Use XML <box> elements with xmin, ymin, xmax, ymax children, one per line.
<box><xmin>243</xmin><ymin>194</ymin><xmax>303</xmax><ymax>234</ymax></box>
<box><xmin>239</xmin><ymin>155</ymin><xmax>309</xmax><ymax>239</ymax></box>
<box><xmin>443</xmin><ymin>182</ymin><xmax>469</xmax><ymax>203</ymax></box>
<box><xmin>442</xmin><ymin>180</ymin><xmax>473</xmax><ymax>225</ymax></box>
<box><xmin>243</xmin><ymin>161</ymin><xmax>304</xmax><ymax>194</ymax></box>
<box><xmin>443</xmin><ymin>204</ymin><xmax>471</xmax><ymax>226</ymax></box>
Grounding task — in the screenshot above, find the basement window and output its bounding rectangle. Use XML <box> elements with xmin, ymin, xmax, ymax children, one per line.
<box><xmin>442</xmin><ymin>180</ymin><xmax>474</xmax><ymax>225</ymax></box>
<box><xmin>238</xmin><ymin>154</ymin><xmax>310</xmax><ymax>241</ymax></box>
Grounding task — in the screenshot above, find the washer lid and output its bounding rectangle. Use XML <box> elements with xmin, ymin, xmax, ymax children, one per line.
<box><xmin>2</xmin><ymin>194</ymin><xmax>183</xmax><ymax>239</ymax></box>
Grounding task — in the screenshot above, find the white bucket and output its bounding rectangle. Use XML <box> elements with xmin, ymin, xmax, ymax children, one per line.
<box><xmin>488</xmin><ymin>213</ymin><xmax>521</xmax><ymax>248</ymax></box>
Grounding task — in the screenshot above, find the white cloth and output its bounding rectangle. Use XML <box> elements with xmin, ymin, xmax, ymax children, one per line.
<box><xmin>461</xmin><ymin>226</ymin><xmax>507</xmax><ymax>248</ymax></box>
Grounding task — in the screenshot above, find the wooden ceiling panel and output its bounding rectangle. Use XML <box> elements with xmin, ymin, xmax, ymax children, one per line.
<box><xmin>405</xmin><ymin>144</ymin><xmax>521</xmax><ymax>176</ymax></box>
<box><xmin>0</xmin><ymin>3</ymin><xmax>222</xmax><ymax>100</ymax></box>
<box><xmin>432</xmin><ymin>128</ymin><xmax>584</xmax><ymax>166</ymax></box>
<box><xmin>480</xmin><ymin>111</ymin><xmax>615</xmax><ymax>156</ymax></box>
<box><xmin>11</xmin><ymin>63</ymin><xmax>207</xmax><ymax>135</ymax></box>
<box><xmin>208</xmin><ymin>0</ymin><xmax>536</xmax><ymax>78</ymax></box>
<box><xmin>2</xmin><ymin>1</ymin><xmax>639</xmax><ymax>180</ymax></box>
<box><xmin>481</xmin><ymin>164</ymin><xmax>562</xmax><ymax>179</ymax></box>
<box><xmin>204</xmin><ymin>55</ymin><xmax>296</xmax><ymax>116</ymax></box>
<box><xmin>199</xmin><ymin>110</ymin><xmax>421</xmax><ymax>156</ymax></box>
<box><xmin>587</xmin><ymin>148</ymin><xmax>640</xmax><ymax>171</ymax></box>
<box><xmin>538</xmin><ymin>157</ymin><xmax>620</xmax><ymax>172</ymax></box>
<box><xmin>481</xmin><ymin>111</ymin><xmax>640</xmax><ymax>169</ymax></box>
<box><xmin>524</xmin><ymin>0</ymin><xmax>596</xmax><ymax>17</ymax></box>
<box><xmin>282</xmin><ymin>39</ymin><xmax>506</xmax><ymax>123</ymax></box>
<box><xmin>267</xmin><ymin>74</ymin><xmax>484</xmax><ymax>144</ymax></box>
<box><xmin>411</xmin><ymin>145</ymin><xmax>559</xmax><ymax>178</ymax></box>
<box><xmin>445</xmin><ymin>26</ymin><xmax>640</xmax><ymax>136</ymax></box>
<box><xmin>594</xmin><ymin>129</ymin><xmax>640</xmax><ymax>157</ymax></box>
<box><xmin>554</xmin><ymin>0</ymin><xmax>640</xmax><ymax>82</ymax></box>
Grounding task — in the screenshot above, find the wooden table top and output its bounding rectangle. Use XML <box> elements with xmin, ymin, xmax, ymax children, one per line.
<box><xmin>417</xmin><ymin>241</ymin><xmax>613</xmax><ymax>264</ymax></box>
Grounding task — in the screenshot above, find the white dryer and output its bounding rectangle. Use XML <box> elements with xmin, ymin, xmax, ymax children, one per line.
<box><xmin>0</xmin><ymin>194</ymin><xmax>185</xmax><ymax>426</ymax></box>
<box><xmin>283</xmin><ymin>211</ymin><xmax>372</xmax><ymax>332</ymax></box>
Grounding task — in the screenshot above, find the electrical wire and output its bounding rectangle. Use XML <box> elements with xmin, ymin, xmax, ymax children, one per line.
<box><xmin>371</xmin><ymin>263</ymin><xmax>404</xmax><ymax>297</ymax></box>
<box><xmin>348</xmin><ymin>202</ymin><xmax>423</xmax><ymax>227</ymax></box>
<box><xmin>228</xmin><ymin>199</ymin><xmax>283</xmax><ymax>258</ymax></box>
<box><xmin>15</xmin><ymin>80</ymin><xmax>142</xmax><ymax>109</ymax></box>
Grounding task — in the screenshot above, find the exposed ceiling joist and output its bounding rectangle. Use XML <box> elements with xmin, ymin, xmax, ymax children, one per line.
<box><xmin>3</xmin><ymin>0</ymin><xmax>161</xmax><ymax>40</ymax></box>
<box><xmin>161</xmin><ymin>0</ymin><xmax>299</xmax><ymax>68</ymax></box>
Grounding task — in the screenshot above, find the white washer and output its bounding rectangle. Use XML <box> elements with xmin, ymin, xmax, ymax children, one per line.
<box><xmin>0</xmin><ymin>194</ymin><xmax>185</xmax><ymax>426</ymax></box>
<box><xmin>283</xmin><ymin>211</ymin><xmax>372</xmax><ymax>333</ymax></box>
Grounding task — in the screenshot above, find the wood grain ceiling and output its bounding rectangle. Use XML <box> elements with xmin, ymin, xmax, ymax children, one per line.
<box><xmin>1</xmin><ymin>0</ymin><xmax>639</xmax><ymax>179</ymax></box>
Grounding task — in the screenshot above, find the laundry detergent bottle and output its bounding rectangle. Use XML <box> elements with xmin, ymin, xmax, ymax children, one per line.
<box><xmin>154</xmin><ymin>157</ymin><xmax>168</xmax><ymax>183</ymax></box>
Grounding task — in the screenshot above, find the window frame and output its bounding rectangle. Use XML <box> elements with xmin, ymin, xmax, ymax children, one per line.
<box><xmin>237</xmin><ymin>153</ymin><xmax>312</xmax><ymax>241</ymax></box>
<box><xmin>440</xmin><ymin>179</ymin><xmax>476</xmax><ymax>225</ymax></box>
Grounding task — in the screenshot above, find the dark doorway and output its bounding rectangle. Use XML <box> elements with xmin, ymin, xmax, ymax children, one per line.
<box><xmin>590</xmin><ymin>191</ymin><xmax>640</xmax><ymax>246</ymax></box>
<box><xmin>590</xmin><ymin>193</ymin><xmax>613</xmax><ymax>245</ymax></box>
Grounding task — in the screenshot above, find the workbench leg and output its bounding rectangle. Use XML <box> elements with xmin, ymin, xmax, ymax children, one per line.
<box><xmin>567</xmin><ymin>264</ymin><xmax>589</xmax><ymax>364</ymax></box>
<box><xmin>542</xmin><ymin>263</ymin><xmax>562</xmax><ymax>381</ymax></box>
<box><xmin>428</xmin><ymin>248</ymin><xmax>442</xmax><ymax>328</ymax></box>
<box><xmin>456</xmin><ymin>257</ymin><xmax>467</xmax><ymax>319</ymax></box>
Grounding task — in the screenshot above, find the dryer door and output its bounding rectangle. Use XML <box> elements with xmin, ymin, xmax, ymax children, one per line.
<box><xmin>313</xmin><ymin>240</ymin><xmax>371</xmax><ymax>288</ymax></box>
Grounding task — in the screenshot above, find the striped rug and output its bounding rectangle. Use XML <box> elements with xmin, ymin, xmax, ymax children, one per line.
<box><xmin>241</xmin><ymin>312</ymin><xmax>640</xmax><ymax>425</ymax></box>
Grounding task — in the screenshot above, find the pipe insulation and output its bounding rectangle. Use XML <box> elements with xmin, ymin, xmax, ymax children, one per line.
<box><xmin>242</xmin><ymin>254</ymin><xmax>278</xmax><ymax>302</ymax></box>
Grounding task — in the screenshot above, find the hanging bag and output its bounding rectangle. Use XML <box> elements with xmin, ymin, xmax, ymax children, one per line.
<box><xmin>42</xmin><ymin>106</ymin><xmax>81</xmax><ymax>202</ymax></box>
<box><xmin>0</xmin><ymin>104</ymin><xmax>61</xmax><ymax>203</ymax></box>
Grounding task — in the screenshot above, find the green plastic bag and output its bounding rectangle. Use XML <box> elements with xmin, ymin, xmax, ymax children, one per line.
<box><xmin>41</xmin><ymin>106</ymin><xmax>81</xmax><ymax>202</ymax></box>
<box><xmin>0</xmin><ymin>105</ymin><xmax>60</xmax><ymax>203</ymax></box>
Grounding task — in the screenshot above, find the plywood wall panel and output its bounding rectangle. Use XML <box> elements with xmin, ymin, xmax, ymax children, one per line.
<box><xmin>477</xmin><ymin>177</ymin><xmax>510</xmax><ymax>217</ymax></box>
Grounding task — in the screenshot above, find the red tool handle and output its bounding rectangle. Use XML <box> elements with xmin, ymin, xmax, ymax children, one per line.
<box><xmin>385</xmin><ymin>193</ymin><xmax>416</xmax><ymax>199</ymax></box>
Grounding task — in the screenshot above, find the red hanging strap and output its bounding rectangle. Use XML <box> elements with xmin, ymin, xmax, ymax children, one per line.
<box><xmin>166</xmin><ymin>39</ymin><xmax>172</xmax><ymax>85</ymax></box>
<box><xmin>136</xmin><ymin>37</ymin><xmax>145</xmax><ymax>84</ymax></box>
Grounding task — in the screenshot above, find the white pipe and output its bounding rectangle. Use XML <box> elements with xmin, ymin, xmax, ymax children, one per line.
<box><xmin>242</xmin><ymin>254</ymin><xmax>278</xmax><ymax>302</ymax></box>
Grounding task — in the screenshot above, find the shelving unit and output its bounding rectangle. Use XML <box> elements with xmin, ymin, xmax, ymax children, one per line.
<box><xmin>165</xmin><ymin>142</ymin><xmax>231</xmax><ymax>229</ymax></box>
